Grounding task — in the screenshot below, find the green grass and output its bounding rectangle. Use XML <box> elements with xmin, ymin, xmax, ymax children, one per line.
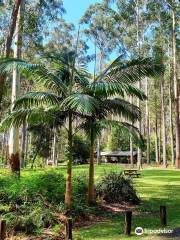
<box><xmin>0</xmin><ymin>164</ymin><xmax>180</xmax><ymax>239</ymax></box>
<box><xmin>72</xmin><ymin>165</ymin><xmax>180</xmax><ymax>240</ymax></box>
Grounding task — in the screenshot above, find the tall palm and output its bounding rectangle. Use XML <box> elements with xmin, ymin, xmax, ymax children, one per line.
<box><xmin>0</xmin><ymin>55</ymin><xmax>162</xmax><ymax>208</ymax></box>
<box><xmin>78</xmin><ymin>56</ymin><xmax>163</xmax><ymax>204</ymax></box>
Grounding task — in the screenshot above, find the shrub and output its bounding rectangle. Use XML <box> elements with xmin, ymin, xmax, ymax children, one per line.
<box><xmin>72</xmin><ymin>173</ymin><xmax>90</xmax><ymax>216</ymax></box>
<box><xmin>0</xmin><ymin>171</ymin><xmax>91</xmax><ymax>234</ymax></box>
<box><xmin>0</xmin><ymin>171</ymin><xmax>66</xmax><ymax>234</ymax></box>
<box><xmin>96</xmin><ymin>172</ymin><xmax>140</xmax><ymax>204</ymax></box>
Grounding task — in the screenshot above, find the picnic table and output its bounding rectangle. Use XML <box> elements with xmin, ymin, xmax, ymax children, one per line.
<box><xmin>123</xmin><ymin>169</ymin><xmax>141</xmax><ymax>178</ymax></box>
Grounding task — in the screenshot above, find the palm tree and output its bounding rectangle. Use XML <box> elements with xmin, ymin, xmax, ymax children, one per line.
<box><xmin>79</xmin><ymin>56</ymin><xmax>162</xmax><ymax>204</ymax></box>
<box><xmin>0</xmin><ymin>52</ymin><xmax>97</xmax><ymax>209</ymax></box>
<box><xmin>0</xmin><ymin>54</ymin><xmax>162</xmax><ymax>208</ymax></box>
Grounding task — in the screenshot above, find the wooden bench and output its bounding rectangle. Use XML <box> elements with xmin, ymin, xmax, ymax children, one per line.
<box><xmin>123</xmin><ymin>169</ymin><xmax>141</xmax><ymax>178</ymax></box>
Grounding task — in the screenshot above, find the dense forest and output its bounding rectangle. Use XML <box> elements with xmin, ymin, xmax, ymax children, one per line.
<box><xmin>0</xmin><ymin>0</ymin><xmax>179</xmax><ymax>239</ymax></box>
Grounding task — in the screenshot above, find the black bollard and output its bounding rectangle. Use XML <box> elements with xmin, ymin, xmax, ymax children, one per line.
<box><xmin>124</xmin><ymin>211</ymin><xmax>132</xmax><ymax>236</ymax></box>
<box><xmin>65</xmin><ymin>217</ymin><xmax>73</xmax><ymax>240</ymax></box>
<box><xmin>0</xmin><ymin>220</ymin><xmax>6</xmax><ymax>240</ymax></box>
<box><xmin>160</xmin><ymin>206</ymin><xmax>167</xmax><ymax>226</ymax></box>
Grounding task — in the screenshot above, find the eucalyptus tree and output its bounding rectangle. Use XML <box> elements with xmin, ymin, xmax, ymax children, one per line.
<box><xmin>167</xmin><ymin>0</ymin><xmax>180</xmax><ymax>168</ymax></box>
<box><xmin>0</xmin><ymin>0</ymin><xmax>23</xmax><ymax>108</ymax></box>
<box><xmin>0</xmin><ymin>0</ymin><xmax>65</xmax><ymax>107</ymax></box>
<box><xmin>8</xmin><ymin>0</ymin><xmax>24</xmax><ymax>175</ymax></box>
<box><xmin>45</xmin><ymin>19</ymin><xmax>90</xmax><ymax>67</ymax></box>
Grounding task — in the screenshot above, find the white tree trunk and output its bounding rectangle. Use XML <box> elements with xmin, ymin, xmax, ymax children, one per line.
<box><xmin>129</xmin><ymin>96</ymin><xmax>134</xmax><ymax>166</ymax></box>
<box><xmin>20</xmin><ymin>122</ymin><xmax>26</xmax><ymax>168</ymax></box>
<box><xmin>145</xmin><ymin>78</ymin><xmax>150</xmax><ymax>164</ymax></box>
<box><xmin>155</xmin><ymin>113</ymin><xmax>159</xmax><ymax>164</ymax></box>
<box><xmin>8</xmin><ymin>2</ymin><xmax>22</xmax><ymax>174</ymax></box>
<box><xmin>161</xmin><ymin>75</ymin><xmax>167</xmax><ymax>167</ymax></box>
<box><xmin>52</xmin><ymin>128</ymin><xmax>57</xmax><ymax>166</ymax></box>
<box><xmin>172</xmin><ymin>5</ymin><xmax>180</xmax><ymax>168</ymax></box>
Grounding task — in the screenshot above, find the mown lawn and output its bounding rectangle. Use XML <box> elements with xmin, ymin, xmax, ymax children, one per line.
<box><xmin>72</xmin><ymin>164</ymin><xmax>180</xmax><ymax>240</ymax></box>
<box><xmin>0</xmin><ymin>164</ymin><xmax>180</xmax><ymax>240</ymax></box>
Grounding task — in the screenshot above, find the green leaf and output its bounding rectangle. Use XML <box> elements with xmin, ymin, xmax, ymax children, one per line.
<box><xmin>61</xmin><ymin>93</ymin><xmax>100</xmax><ymax>114</ymax></box>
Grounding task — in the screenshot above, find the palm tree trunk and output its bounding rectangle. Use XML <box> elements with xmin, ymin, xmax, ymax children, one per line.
<box><xmin>9</xmin><ymin>2</ymin><xmax>23</xmax><ymax>176</ymax></box>
<box><xmin>88</xmin><ymin>125</ymin><xmax>95</xmax><ymax>205</ymax></box>
<box><xmin>65</xmin><ymin>113</ymin><xmax>73</xmax><ymax>210</ymax></box>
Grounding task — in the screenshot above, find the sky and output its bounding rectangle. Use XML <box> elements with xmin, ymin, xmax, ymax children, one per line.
<box><xmin>63</xmin><ymin>0</ymin><xmax>99</xmax><ymax>25</ymax></box>
<box><xmin>63</xmin><ymin>0</ymin><xmax>101</xmax><ymax>71</ymax></box>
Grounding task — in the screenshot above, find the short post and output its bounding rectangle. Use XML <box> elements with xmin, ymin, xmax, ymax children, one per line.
<box><xmin>160</xmin><ymin>206</ymin><xmax>167</xmax><ymax>226</ymax></box>
<box><xmin>124</xmin><ymin>211</ymin><xmax>132</xmax><ymax>236</ymax></box>
<box><xmin>0</xmin><ymin>220</ymin><xmax>6</xmax><ymax>240</ymax></box>
<box><xmin>65</xmin><ymin>217</ymin><xmax>72</xmax><ymax>240</ymax></box>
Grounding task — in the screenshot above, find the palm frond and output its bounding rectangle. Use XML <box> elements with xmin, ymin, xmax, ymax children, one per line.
<box><xmin>31</xmin><ymin>67</ymin><xmax>68</xmax><ymax>94</ymax></box>
<box><xmin>61</xmin><ymin>93</ymin><xmax>100</xmax><ymax>115</ymax></box>
<box><xmin>0</xmin><ymin>58</ymin><xmax>40</xmax><ymax>73</ymax></box>
<box><xmin>103</xmin><ymin>98</ymin><xmax>141</xmax><ymax>121</ymax></box>
<box><xmin>74</xmin><ymin>68</ymin><xmax>91</xmax><ymax>88</ymax></box>
<box><xmin>97</xmin><ymin>57</ymin><xmax>164</xmax><ymax>84</ymax></box>
<box><xmin>0</xmin><ymin>58</ymin><xmax>68</xmax><ymax>94</ymax></box>
<box><xmin>13</xmin><ymin>92</ymin><xmax>61</xmax><ymax>109</ymax></box>
<box><xmin>87</xmin><ymin>80</ymin><xmax>146</xmax><ymax>99</ymax></box>
<box><xmin>96</xmin><ymin>120</ymin><xmax>145</xmax><ymax>148</ymax></box>
<box><xmin>0</xmin><ymin>107</ymin><xmax>68</xmax><ymax>131</ymax></box>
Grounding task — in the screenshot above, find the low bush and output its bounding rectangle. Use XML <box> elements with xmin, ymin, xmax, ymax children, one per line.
<box><xmin>0</xmin><ymin>171</ymin><xmax>89</xmax><ymax>234</ymax></box>
<box><xmin>96</xmin><ymin>172</ymin><xmax>140</xmax><ymax>204</ymax></box>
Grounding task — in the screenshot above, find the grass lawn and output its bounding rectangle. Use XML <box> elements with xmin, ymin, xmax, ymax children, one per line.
<box><xmin>71</xmin><ymin>164</ymin><xmax>180</xmax><ymax>240</ymax></box>
<box><xmin>0</xmin><ymin>164</ymin><xmax>180</xmax><ymax>240</ymax></box>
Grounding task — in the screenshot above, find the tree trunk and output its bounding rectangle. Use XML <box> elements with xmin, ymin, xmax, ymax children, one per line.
<box><xmin>155</xmin><ymin>113</ymin><xmax>159</xmax><ymax>164</ymax></box>
<box><xmin>130</xmin><ymin>136</ymin><xmax>134</xmax><ymax>166</ymax></box>
<box><xmin>172</xmin><ymin>6</ymin><xmax>180</xmax><ymax>168</ymax></box>
<box><xmin>25</xmin><ymin>131</ymin><xmax>29</xmax><ymax>164</ymax></box>
<box><xmin>161</xmin><ymin>75</ymin><xmax>167</xmax><ymax>167</ymax></box>
<box><xmin>88</xmin><ymin>125</ymin><xmax>95</xmax><ymax>205</ymax></box>
<box><xmin>159</xmin><ymin>120</ymin><xmax>162</xmax><ymax>163</ymax></box>
<box><xmin>137</xmin><ymin>87</ymin><xmax>142</xmax><ymax>169</ymax></box>
<box><xmin>0</xmin><ymin>0</ymin><xmax>22</xmax><ymax>107</ymax></box>
<box><xmin>129</xmin><ymin>96</ymin><xmax>134</xmax><ymax>166</ymax></box>
<box><xmin>65</xmin><ymin>113</ymin><xmax>73</xmax><ymax>210</ymax></box>
<box><xmin>158</xmin><ymin>13</ymin><xmax>167</xmax><ymax>168</ymax></box>
<box><xmin>9</xmin><ymin>2</ymin><xmax>23</xmax><ymax>175</ymax></box>
<box><xmin>52</xmin><ymin>127</ymin><xmax>57</xmax><ymax>166</ymax></box>
<box><xmin>169</xmin><ymin>77</ymin><xmax>175</xmax><ymax>165</ymax></box>
<box><xmin>145</xmin><ymin>78</ymin><xmax>150</xmax><ymax>164</ymax></box>
<box><xmin>96</xmin><ymin>138</ymin><xmax>101</xmax><ymax>165</ymax></box>
<box><xmin>136</xmin><ymin>0</ymin><xmax>142</xmax><ymax>169</ymax></box>
<box><xmin>20</xmin><ymin>122</ymin><xmax>26</xmax><ymax>168</ymax></box>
